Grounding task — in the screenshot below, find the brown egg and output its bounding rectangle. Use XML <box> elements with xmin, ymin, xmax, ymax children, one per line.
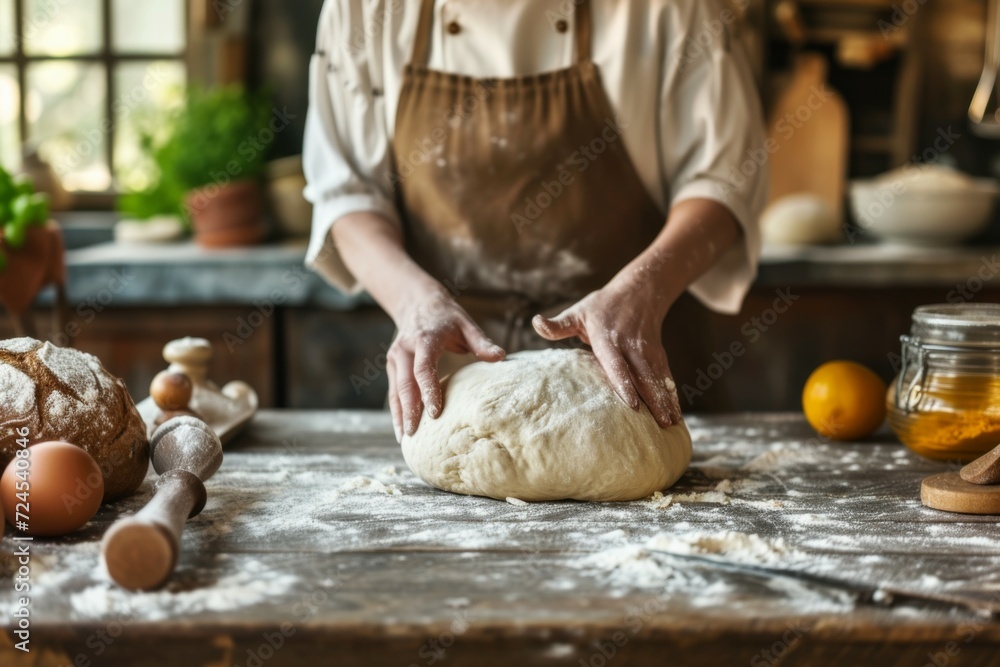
<box><xmin>150</xmin><ymin>371</ymin><xmax>193</xmax><ymax>410</ymax></box>
<box><xmin>0</xmin><ymin>441</ymin><xmax>105</xmax><ymax>537</ymax></box>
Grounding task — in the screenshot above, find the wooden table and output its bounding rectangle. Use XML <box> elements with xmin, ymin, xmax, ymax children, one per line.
<box><xmin>2</xmin><ymin>411</ymin><xmax>1000</xmax><ymax>666</ymax></box>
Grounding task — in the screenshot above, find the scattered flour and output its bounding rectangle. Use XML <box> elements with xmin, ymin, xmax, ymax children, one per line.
<box><xmin>69</xmin><ymin>560</ymin><xmax>299</xmax><ymax>621</ymax></box>
<box><xmin>742</xmin><ymin>447</ymin><xmax>825</xmax><ymax>472</ymax></box>
<box><xmin>571</xmin><ymin>530</ymin><xmax>850</xmax><ymax>611</ymax></box>
<box><xmin>650</xmin><ymin>478</ymin><xmax>776</xmax><ymax>508</ymax></box>
<box><xmin>577</xmin><ymin>545</ymin><xmax>703</xmax><ymax>589</ymax></box>
<box><xmin>646</xmin><ymin>491</ymin><xmax>673</xmax><ymax>509</ymax></box>
<box><xmin>330</xmin><ymin>475</ymin><xmax>402</xmax><ymax>499</ymax></box>
<box><xmin>673</xmin><ymin>490</ymin><xmax>731</xmax><ymax>505</ymax></box>
<box><xmin>647</xmin><ymin>531</ymin><xmax>797</xmax><ymax>566</ymax></box>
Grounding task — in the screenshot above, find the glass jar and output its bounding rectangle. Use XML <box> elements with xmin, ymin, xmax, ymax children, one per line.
<box><xmin>888</xmin><ymin>303</ymin><xmax>1000</xmax><ymax>462</ymax></box>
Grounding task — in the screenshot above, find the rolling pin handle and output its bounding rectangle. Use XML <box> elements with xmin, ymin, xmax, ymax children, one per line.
<box><xmin>101</xmin><ymin>469</ymin><xmax>207</xmax><ymax>591</ymax></box>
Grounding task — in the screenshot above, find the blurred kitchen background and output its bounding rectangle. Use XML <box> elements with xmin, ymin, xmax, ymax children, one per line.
<box><xmin>2</xmin><ymin>0</ymin><xmax>999</xmax><ymax>412</ymax></box>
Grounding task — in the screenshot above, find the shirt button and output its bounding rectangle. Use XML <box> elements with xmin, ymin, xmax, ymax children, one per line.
<box><xmin>447</xmin><ymin>21</ymin><xmax>461</xmax><ymax>35</ymax></box>
<box><xmin>555</xmin><ymin>19</ymin><xmax>569</xmax><ymax>33</ymax></box>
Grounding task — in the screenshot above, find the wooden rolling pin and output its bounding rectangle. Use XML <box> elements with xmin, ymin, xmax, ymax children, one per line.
<box><xmin>102</xmin><ymin>416</ymin><xmax>223</xmax><ymax>591</ymax></box>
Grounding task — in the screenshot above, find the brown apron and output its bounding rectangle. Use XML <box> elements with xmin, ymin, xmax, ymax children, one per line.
<box><xmin>392</xmin><ymin>0</ymin><xmax>665</xmax><ymax>359</ymax></box>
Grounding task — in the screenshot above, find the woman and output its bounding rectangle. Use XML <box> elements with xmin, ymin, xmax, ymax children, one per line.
<box><xmin>305</xmin><ymin>0</ymin><xmax>766</xmax><ymax>441</ymax></box>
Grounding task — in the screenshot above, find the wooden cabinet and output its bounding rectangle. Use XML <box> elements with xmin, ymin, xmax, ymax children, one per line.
<box><xmin>6</xmin><ymin>288</ymin><xmax>998</xmax><ymax>414</ymax></box>
<box><xmin>665</xmin><ymin>286</ymin><xmax>1000</xmax><ymax>413</ymax></box>
<box><xmin>282</xmin><ymin>307</ymin><xmax>395</xmax><ymax>409</ymax></box>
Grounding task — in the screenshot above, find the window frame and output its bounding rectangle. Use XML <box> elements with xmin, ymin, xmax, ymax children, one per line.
<box><xmin>0</xmin><ymin>0</ymin><xmax>189</xmax><ymax>203</ymax></box>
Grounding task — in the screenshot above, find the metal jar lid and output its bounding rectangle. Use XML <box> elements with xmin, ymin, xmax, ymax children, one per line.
<box><xmin>895</xmin><ymin>303</ymin><xmax>1000</xmax><ymax>413</ymax></box>
<box><xmin>910</xmin><ymin>303</ymin><xmax>1000</xmax><ymax>348</ymax></box>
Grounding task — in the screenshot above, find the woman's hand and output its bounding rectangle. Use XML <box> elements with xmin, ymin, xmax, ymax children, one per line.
<box><xmin>532</xmin><ymin>199</ymin><xmax>743</xmax><ymax>427</ymax></box>
<box><xmin>329</xmin><ymin>212</ymin><xmax>506</xmax><ymax>441</ymax></box>
<box><xmin>532</xmin><ymin>272</ymin><xmax>681</xmax><ymax>428</ymax></box>
<box><xmin>389</xmin><ymin>287</ymin><xmax>506</xmax><ymax>440</ymax></box>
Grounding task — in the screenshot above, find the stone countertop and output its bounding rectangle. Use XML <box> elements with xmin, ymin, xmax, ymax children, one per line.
<box><xmin>62</xmin><ymin>239</ymin><xmax>365</xmax><ymax>309</ymax></box>
<box><xmin>54</xmin><ymin>239</ymin><xmax>1000</xmax><ymax>308</ymax></box>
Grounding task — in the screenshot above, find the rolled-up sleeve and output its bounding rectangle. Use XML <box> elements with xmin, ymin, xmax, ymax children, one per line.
<box><xmin>661</xmin><ymin>0</ymin><xmax>767</xmax><ymax>314</ymax></box>
<box><xmin>304</xmin><ymin>0</ymin><xmax>400</xmax><ymax>294</ymax></box>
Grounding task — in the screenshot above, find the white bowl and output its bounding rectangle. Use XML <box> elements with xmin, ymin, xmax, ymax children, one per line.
<box><xmin>850</xmin><ymin>173</ymin><xmax>999</xmax><ymax>246</ymax></box>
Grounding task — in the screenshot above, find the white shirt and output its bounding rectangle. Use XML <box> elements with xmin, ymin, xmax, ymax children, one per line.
<box><xmin>304</xmin><ymin>0</ymin><xmax>767</xmax><ymax>314</ymax></box>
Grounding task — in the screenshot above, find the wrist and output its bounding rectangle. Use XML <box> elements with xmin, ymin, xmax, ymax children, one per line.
<box><xmin>390</xmin><ymin>275</ymin><xmax>450</xmax><ymax>324</ymax></box>
<box><xmin>611</xmin><ymin>254</ymin><xmax>678</xmax><ymax>319</ymax></box>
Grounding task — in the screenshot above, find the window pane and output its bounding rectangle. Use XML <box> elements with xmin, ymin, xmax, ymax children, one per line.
<box><xmin>113</xmin><ymin>60</ymin><xmax>185</xmax><ymax>191</ymax></box>
<box><xmin>24</xmin><ymin>0</ymin><xmax>102</xmax><ymax>56</ymax></box>
<box><xmin>0</xmin><ymin>65</ymin><xmax>19</xmax><ymax>173</ymax></box>
<box><xmin>0</xmin><ymin>0</ymin><xmax>15</xmax><ymax>56</ymax></box>
<box><xmin>27</xmin><ymin>62</ymin><xmax>109</xmax><ymax>191</ymax></box>
<box><xmin>112</xmin><ymin>0</ymin><xmax>185</xmax><ymax>54</ymax></box>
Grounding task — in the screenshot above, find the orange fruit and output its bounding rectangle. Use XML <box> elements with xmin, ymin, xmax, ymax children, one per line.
<box><xmin>802</xmin><ymin>361</ymin><xmax>887</xmax><ymax>441</ymax></box>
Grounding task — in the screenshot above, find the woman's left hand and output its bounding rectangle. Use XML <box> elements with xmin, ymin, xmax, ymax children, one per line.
<box><xmin>532</xmin><ymin>272</ymin><xmax>682</xmax><ymax>428</ymax></box>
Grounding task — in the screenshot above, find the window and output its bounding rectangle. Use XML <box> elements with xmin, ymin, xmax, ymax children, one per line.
<box><xmin>0</xmin><ymin>0</ymin><xmax>187</xmax><ymax>194</ymax></box>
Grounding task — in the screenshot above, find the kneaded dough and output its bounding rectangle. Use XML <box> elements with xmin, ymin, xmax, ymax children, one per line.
<box><xmin>401</xmin><ymin>348</ymin><xmax>692</xmax><ymax>502</ymax></box>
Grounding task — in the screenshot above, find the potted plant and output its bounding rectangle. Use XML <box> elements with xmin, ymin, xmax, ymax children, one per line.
<box><xmin>120</xmin><ymin>86</ymin><xmax>275</xmax><ymax>248</ymax></box>
<box><xmin>0</xmin><ymin>167</ymin><xmax>64</xmax><ymax>336</ymax></box>
<box><xmin>115</xmin><ymin>152</ymin><xmax>188</xmax><ymax>244</ymax></box>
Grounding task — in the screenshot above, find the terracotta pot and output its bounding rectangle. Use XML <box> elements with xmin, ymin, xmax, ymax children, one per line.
<box><xmin>0</xmin><ymin>221</ymin><xmax>65</xmax><ymax>316</ymax></box>
<box><xmin>185</xmin><ymin>179</ymin><xmax>267</xmax><ymax>248</ymax></box>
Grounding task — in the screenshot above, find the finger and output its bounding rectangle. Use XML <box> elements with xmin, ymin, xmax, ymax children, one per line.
<box><xmin>591</xmin><ymin>337</ymin><xmax>641</xmax><ymax>410</ymax></box>
<box><xmin>386</xmin><ymin>356</ymin><xmax>403</xmax><ymax>442</ymax></box>
<box><xmin>413</xmin><ymin>344</ymin><xmax>444</xmax><ymax>419</ymax></box>
<box><xmin>457</xmin><ymin>318</ymin><xmax>506</xmax><ymax>362</ymax></box>
<box><xmin>662</xmin><ymin>360</ymin><xmax>683</xmax><ymax>425</ymax></box>
<box><xmin>394</xmin><ymin>349</ymin><xmax>424</xmax><ymax>436</ymax></box>
<box><xmin>532</xmin><ymin>313</ymin><xmax>579</xmax><ymax>341</ymax></box>
<box><xmin>626</xmin><ymin>350</ymin><xmax>673</xmax><ymax>428</ymax></box>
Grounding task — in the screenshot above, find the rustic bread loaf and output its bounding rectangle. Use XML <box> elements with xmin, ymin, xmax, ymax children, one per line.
<box><xmin>0</xmin><ymin>338</ymin><xmax>149</xmax><ymax>500</ymax></box>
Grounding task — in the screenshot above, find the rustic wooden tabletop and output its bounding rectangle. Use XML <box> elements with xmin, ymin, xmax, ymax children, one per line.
<box><xmin>2</xmin><ymin>410</ymin><xmax>1000</xmax><ymax>666</ymax></box>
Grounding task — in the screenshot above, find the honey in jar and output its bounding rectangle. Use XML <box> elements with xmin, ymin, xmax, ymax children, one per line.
<box><xmin>888</xmin><ymin>303</ymin><xmax>1000</xmax><ymax>462</ymax></box>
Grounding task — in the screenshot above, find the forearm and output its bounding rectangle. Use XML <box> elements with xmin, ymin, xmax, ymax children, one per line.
<box><xmin>330</xmin><ymin>211</ymin><xmax>444</xmax><ymax>322</ymax></box>
<box><xmin>615</xmin><ymin>198</ymin><xmax>741</xmax><ymax>315</ymax></box>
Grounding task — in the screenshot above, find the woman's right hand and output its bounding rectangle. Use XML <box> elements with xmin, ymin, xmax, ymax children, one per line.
<box><xmin>389</xmin><ymin>287</ymin><xmax>506</xmax><ymax>441</ymax></box>
<box><xmin>327</xmin><ymin>212</ymin><xmax>505</xmax><ymax>441</ymax></box>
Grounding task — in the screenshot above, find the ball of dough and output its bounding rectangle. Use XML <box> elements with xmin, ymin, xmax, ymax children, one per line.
<box><xmin>0</xmin><ymin>338</ymin><xmax>149</xmax><ymax>500</ymax></box>
<box><xmin>401</xmin><ymin>349</ymin><xmax>692</xmax><ymax>502</ymax></box>
<box><xmin>761</xmin><ymin>194</ymin><xmax>841</xmax><ymax>246</ymax></box>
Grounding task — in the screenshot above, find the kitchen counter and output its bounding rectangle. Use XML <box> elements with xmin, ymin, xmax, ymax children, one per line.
<box><xmin>2</xmin><ymin>411</ymin><xmax>999</xmax><ymax>666</ymax></box>
<box><xmin>62</xmin><ymin>239</ymin><xmax>362</xmax><ymax>309</ymax></box>
<box><xmin>57</xmin><ymin>240</ymin><xmax>1000</xmax><ymax>308</ymax></box>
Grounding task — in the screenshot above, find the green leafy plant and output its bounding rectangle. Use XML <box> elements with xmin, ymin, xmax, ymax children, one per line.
<box><xmin>166</xmin><ymin>85</ymin><xmax>275</xmax><ymax>191</ymax></box>
<box><xmin>116</xmin><ymin>85</ymin><xmax>274</xmax><ymax>223</ymax></box>
<box><xmin>0</xmin><ymin>168</ymin><xmax>50</xmax><ymax>271</ymax></box>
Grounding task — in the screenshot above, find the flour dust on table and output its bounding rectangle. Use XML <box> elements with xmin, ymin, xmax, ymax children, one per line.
<box><xmin>401</xmin><ymin>349</ymin><xmax>692</xmax><ymax>502</ymax></box>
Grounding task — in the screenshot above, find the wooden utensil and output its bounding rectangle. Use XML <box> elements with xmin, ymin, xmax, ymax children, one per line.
<box><xmin>961</xmin><ymin>443</ymin><xmax>1000</xmax><ymax>485</ymax></box>
<box><xmin>921</xmin><ymin>472</ymin><xmax>1000</xmax><ymax>515</ymax></box>
<box><xmin>768</xmin><ymin>2</ymin><xmax>849</xmax><ymax>221</ymax></box>
<box><xmin>137</xmin><ymin>336</ymin><xmax>258</xmax><ymax>444</ymax></box>
<box><xmin>102</xmin><ymin>416</ymin><xmax>222</xmax><ymax>591</ymax></box>
<box><xmin>921</xmin><ymin>443</ymin><xmax>1000</xmax><ymax>514</ymax></box>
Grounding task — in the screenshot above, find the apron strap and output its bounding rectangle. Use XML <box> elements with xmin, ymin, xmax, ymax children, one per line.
<box><xmin>411</xmin><ymin>0</ymin><xmax>437</xmax><ymax>66</ymax></box>
<box><xmin>574</xmin><ymin>0</ymin><xmax>592</xmax><ymax>63</ymax></box>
